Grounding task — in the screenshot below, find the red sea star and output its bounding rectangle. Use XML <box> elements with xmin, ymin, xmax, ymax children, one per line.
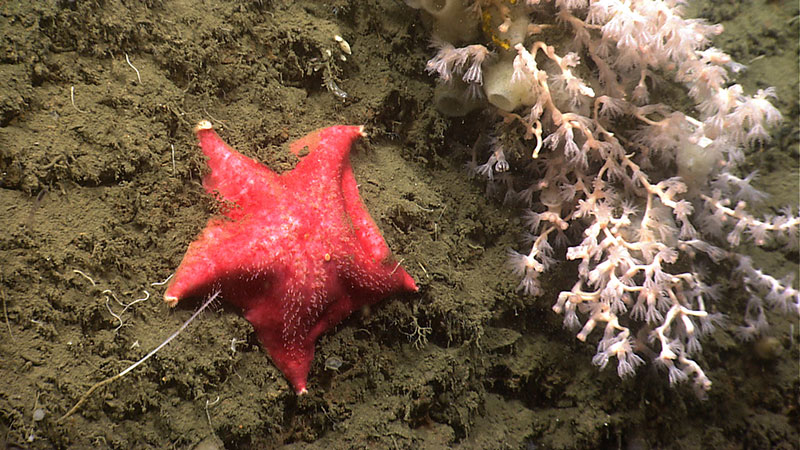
<box><xmin>164</xmin><ymin>121</ymin><xmax>418</xmax><ymax>394</ymax></box>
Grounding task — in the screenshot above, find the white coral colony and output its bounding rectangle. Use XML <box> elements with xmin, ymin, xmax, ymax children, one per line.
<box><xmin>407</xmin><ymin>0</ymin><xmax>799</xmax><ymax>393</ymax></box>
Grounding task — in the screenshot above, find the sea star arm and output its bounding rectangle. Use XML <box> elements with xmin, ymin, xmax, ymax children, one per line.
<box><xmin>164</xmin><ymin>217</ymin><xmax>281</xmax><ymax>306</ymax></box>
<box><xmin>336</xmin><ymin>247</ymin><xmax>418</xmax><ymax>301</ymax></box>
<box><xmin>340</xmin><ymin>157</ymin><xmax>395</xmax><ymax>263</ymax></box>
<box><xmin>339</xmin><ymin>158</ymin><xmax>418</xmax><ymax>294</ymax></box>
<box><xmin>291</xmin><ymin>125</ymin><xmax>399</xmax><ymax>264</ymax></box>
<box><xmin>195</xmin><ymin>121</ymin><xmax>282</xmax><ymax>220</ymax></box>
<box><xmin>288</xmin><ymin>125</ymin><xmax>366</xmax><ymax>193</ymax></box>
<box><xmin>243</xmin><ymin>275</ymin><xmax>349</xmax><ymax>395</ymax></box>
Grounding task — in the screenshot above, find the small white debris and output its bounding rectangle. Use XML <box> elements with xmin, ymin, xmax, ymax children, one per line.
<box><xmin>334</xmin><ymin>35</ymin><xmax>351</xmax><ymax>55</ymax></box>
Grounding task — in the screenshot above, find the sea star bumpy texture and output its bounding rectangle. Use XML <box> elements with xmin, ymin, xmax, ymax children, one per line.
<box><xmin>164</xmin><ymin>121</ymin><xmax>418</xmax><ymax>394</ymax></box>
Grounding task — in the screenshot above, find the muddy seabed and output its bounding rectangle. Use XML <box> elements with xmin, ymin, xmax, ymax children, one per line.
<box><xmin>0</xmin><ymin>0</ymin><xmax>797</xmax><ymax>449</ymax></box>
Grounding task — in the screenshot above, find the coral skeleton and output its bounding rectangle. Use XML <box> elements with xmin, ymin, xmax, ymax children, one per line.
<box><xmin>407</xmin><ymin>0</ymin><xmax>799</xmax><ymax>393</ymax></box>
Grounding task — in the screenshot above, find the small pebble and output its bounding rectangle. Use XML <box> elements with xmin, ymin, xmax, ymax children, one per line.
<box><xmin>33</xmin><ymin>408</ymin><xmax>45</xmax><ymax>422</ymax></box>
<box><xmin>324</xmin><ymin>356</ymin><xmax>343</xmax><ymax>371</ymax></box>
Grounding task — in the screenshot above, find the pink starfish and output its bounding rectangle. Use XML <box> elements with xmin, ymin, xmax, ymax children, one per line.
<box><xmin>164</xmin><ymin>121</ymin><xmax>418</xmax><ymax>394</ymax></box>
